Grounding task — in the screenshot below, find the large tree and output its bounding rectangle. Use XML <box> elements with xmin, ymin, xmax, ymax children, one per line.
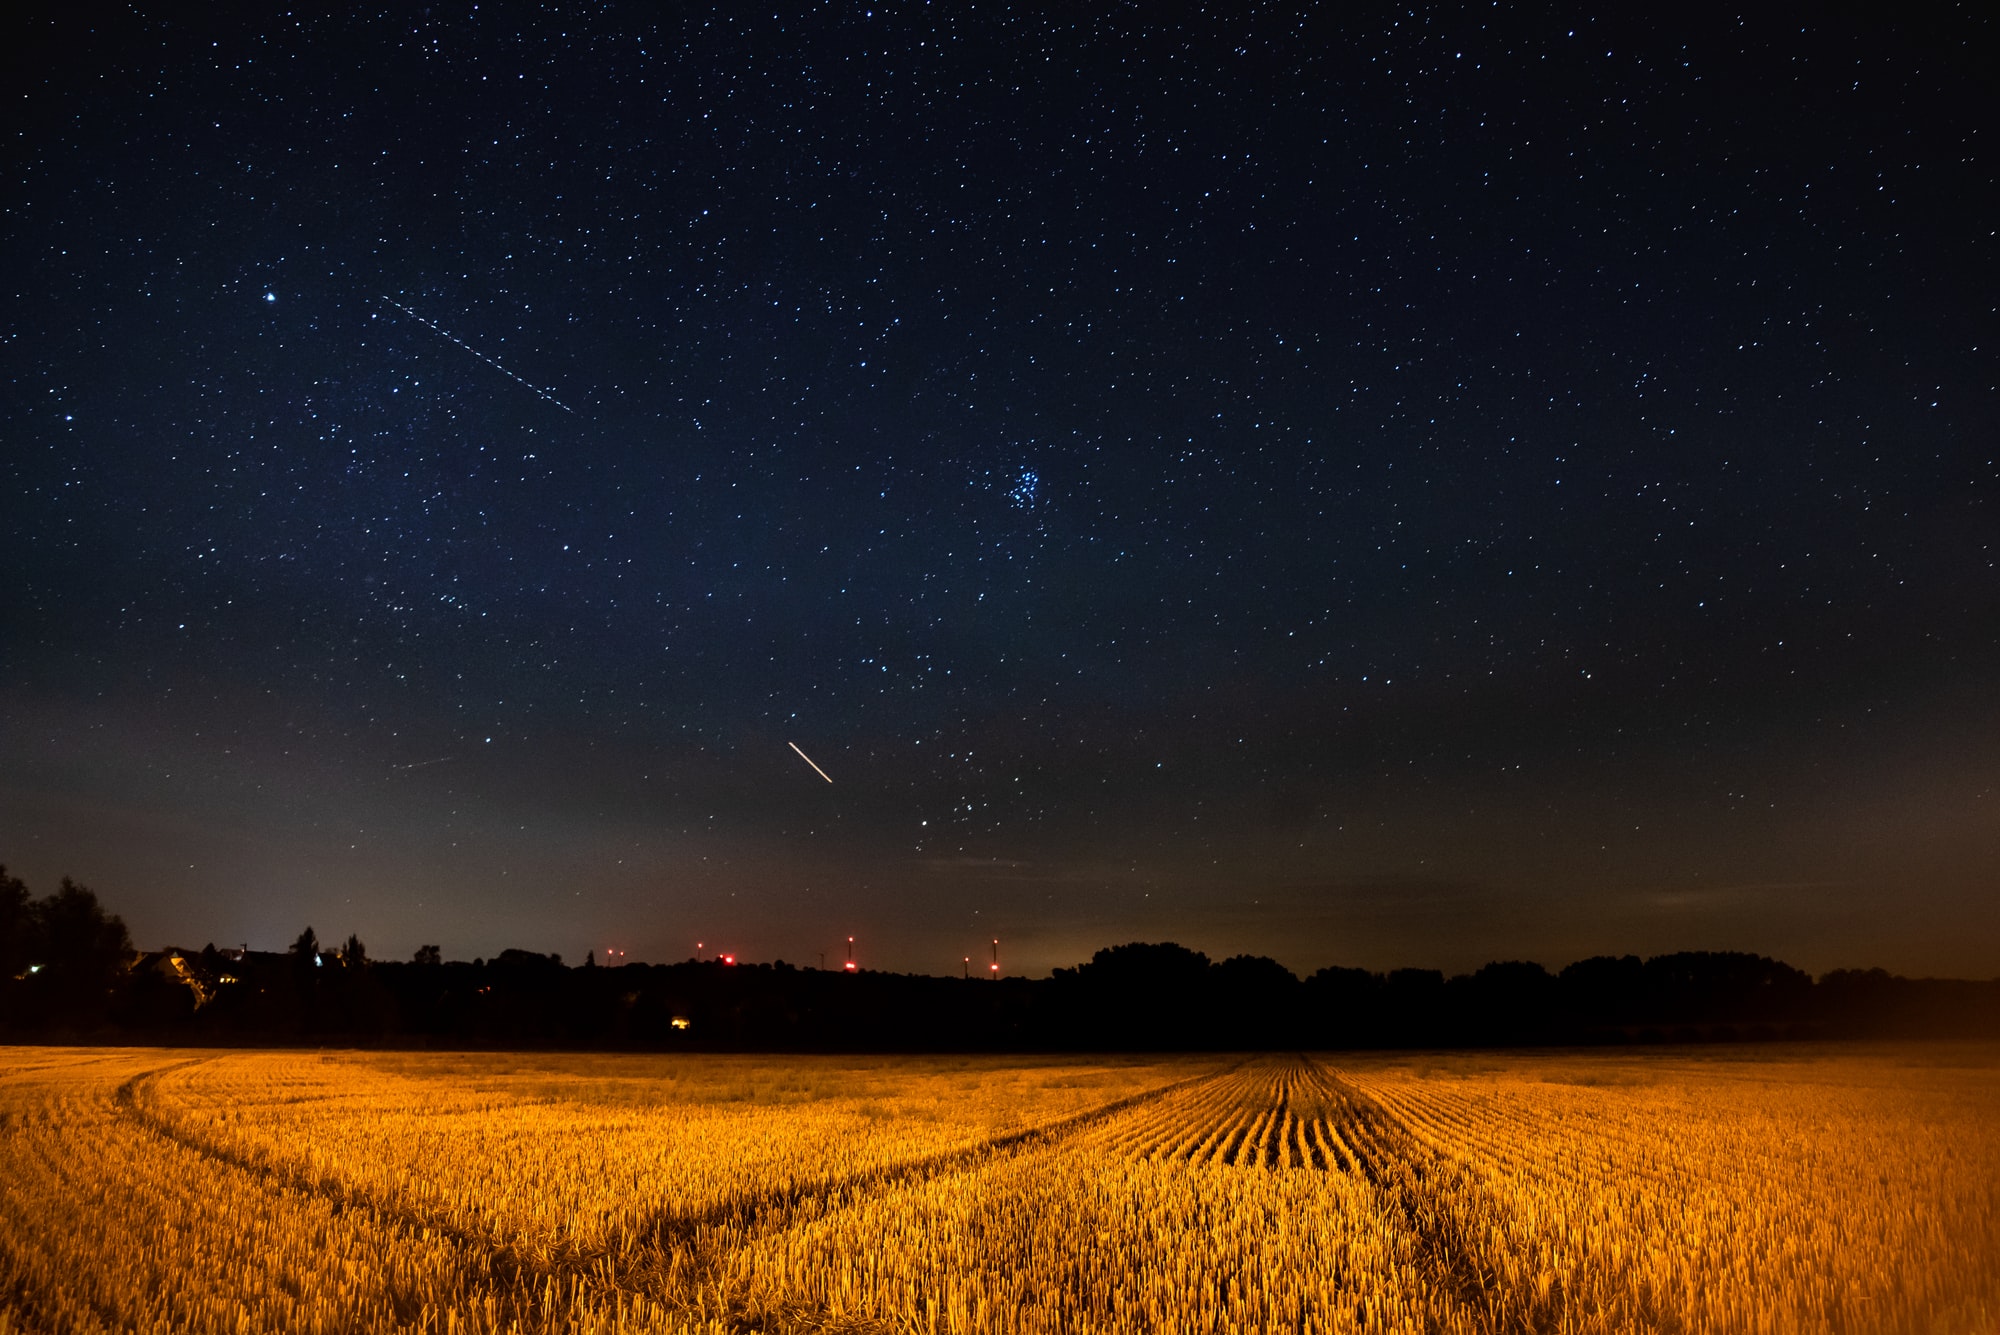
<box><xmin>3</xmin><ymin>875</ymin><xmax>134</xmax><ymax>1028</ymax></box>
<box><xmin>31</xmin><ymin>878</ymin><xmax>133</xmax><ymax>976</ymax></box>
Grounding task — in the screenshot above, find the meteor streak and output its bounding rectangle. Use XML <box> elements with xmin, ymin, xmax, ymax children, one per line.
<box><xmin>375</xmin><ymin>296</ymin><xmax>575</xmax><ymax>413</ymax></box>
<box><xmin>788</xmin><ymin>741</ymin><xmax>834</xmax><ymax>783</ymax></box>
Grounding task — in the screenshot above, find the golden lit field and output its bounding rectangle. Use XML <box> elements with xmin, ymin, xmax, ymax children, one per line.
<box><xmin>0</xmin><ymin>1045</ymin><xmax>1994</xmax><ymax>1334</ymax></box>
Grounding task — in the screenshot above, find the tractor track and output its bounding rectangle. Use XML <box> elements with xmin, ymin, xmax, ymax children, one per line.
<box><xmin>1322</xmin><ymin>1063</ymin><xmax>1574</xmax><ymax>1335</ymax></box>
<box><xmin>643</xmin><ymin>1058</ymin><xmax>1245</xmax><ymax>1257</ymax></box>
<box><xmin>114</xmin><ymin>1054</ymin><xmax>1247</xmax><ymax>1333</ymax></box>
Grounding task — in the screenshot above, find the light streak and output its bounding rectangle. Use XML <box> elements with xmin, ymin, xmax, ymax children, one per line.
<box><xmin>789</xmin><ymin>741</ymin><xmax>834</xmax><ymax>783</ymax></box>
<box><xmin>375</xmin><ymin>296</ymin><xmax>575</xmax><ymax>413</ymax></box>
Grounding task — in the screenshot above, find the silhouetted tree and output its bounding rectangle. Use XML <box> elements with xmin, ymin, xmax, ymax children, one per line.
<box><xmin>1456</xmin><ymin>960</ymin><xmax>1558</xmax><ymax>1042</ymax></box>
<box><xmin>1303</xmin><ymin>965</ymin><xmax>1382</xmax><ymax>1045</ymax></box>
<box><xmin>495</xmin><ymin>948</ymin><xmax>562</xmax><ymax>970</ymax></box>
<box><xmin>324</xmin><ymin>932</ymin><xmax>394</xmax><ymax>1034</ymax></box>
<box><xmin>0</xmin><ymin>866</ymin><xmax>33</xmax><ymax>1024</ymax></box>
<box><xmin>0</xmin><ymin>865</ymin><xmax>29</xmax><ymax>983</ymax></box>
<box><xmin>1212</xmin><ymin>954</ymin><xmax>1303</xmax><ymax>1044</ymax></box>
<box><xmin>1381</xmin><ymin>968</ymin><xmax>1446</xmax><ymax>1044</ymax></box>
<box><xmin>1642</xmin><ymin>952</ymin><xmax>1811</xmax><ymax>1026</ymax></box>
<box><xmin>412</xmin><ymin>943</ymin><xmax>442</xmax><ymax>966</ymax></box>
<box><xmin>33</xmin><ymin>878</ymin><xmax>131</xmax><ymax>973</ymax></box>
<box><xmin>1055</xmin><ymin>942</ymin><xmax>1213</xmax><ymax>1047</ymax></box>
<box><xmin>1558</xmin><ymin>954</ymin><xmax>1647</xmax><ymax>1028</ymax></box>
<box><xmin>17</xmin><ymin>877</ymin><xmax>133</xmax><ymax>1029</ymax></box>
<box><xmin>285</xmin><ymin>925</ymin><xmax>325</xmax><ymax>1031</ymax></box>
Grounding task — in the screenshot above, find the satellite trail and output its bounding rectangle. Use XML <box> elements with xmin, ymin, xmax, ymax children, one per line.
<box><xmin>376</xmin><ymin>296</ymin><xmax>575</xmax><ymax>413</ymax></box>
<box><xmin>789</xmin><ymin>742</ymin><xmax>834</xmax><ymax>784</ymax></box>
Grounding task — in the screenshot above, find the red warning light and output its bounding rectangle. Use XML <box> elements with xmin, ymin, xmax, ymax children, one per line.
<box><xmin>844</xmin><ymin>960</ymin><xmax>858</xmax><ymax>972</ymax></box>
<box><xmin>721</xmin><ymin>954</ymin><xmax>736</xmax><ymax>966</ymax></box>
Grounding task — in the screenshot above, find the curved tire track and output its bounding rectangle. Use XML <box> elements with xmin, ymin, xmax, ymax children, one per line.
<box><xmin>118</xmin><ymin>1054</ymin><xmax>1245</xmax><ymax>1333</ymax></box>
<box><xmin>642</xmin><ymin>1060</ymin><xmax>1248</xmax><ymax>1268</ymax></box>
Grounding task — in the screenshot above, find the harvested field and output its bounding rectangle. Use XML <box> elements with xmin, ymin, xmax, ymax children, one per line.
<box><xmin>0</xmin><ymin>1045</ymin><xmax>1994</xmax><ymax>1333</ymax></box>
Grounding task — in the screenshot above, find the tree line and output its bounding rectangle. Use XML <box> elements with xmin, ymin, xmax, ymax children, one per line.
<box><xmin>3</xmin><ymin>867</ymin><xmax>1996</xmax><ymax>1049</ymax></box>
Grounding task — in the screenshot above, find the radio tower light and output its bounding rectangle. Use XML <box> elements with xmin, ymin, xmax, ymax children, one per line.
<box><xmin>844</xmin><ymin>935</ymin><xmax>858</xmax><ymax>973</ymax></box>
<box><xmin>990</xmin><ymin>938</ymin><xmax>1000</xmax><ymax>975</ymax></box>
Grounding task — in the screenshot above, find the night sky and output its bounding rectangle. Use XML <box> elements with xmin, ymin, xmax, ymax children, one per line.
<box><xmin>4</xmin><ymin>4</ymin><xmax>1996</xmax><ymax>978</ymax></box>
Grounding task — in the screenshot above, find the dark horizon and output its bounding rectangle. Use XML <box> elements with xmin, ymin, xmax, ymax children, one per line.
<box><xmin>4</xmin><ymin>5</ymin><xmax>1996</xmax><ymax>979</ymax></box>
<box><xmin>8</xmin><ymin>868</ymin><xmax>1996</xmax><ymax>1052</ymax></box>
<box><xmin>11</xmin><ymin>861</ymin><xmax>2000</xmax><ymax>992</ymax></box>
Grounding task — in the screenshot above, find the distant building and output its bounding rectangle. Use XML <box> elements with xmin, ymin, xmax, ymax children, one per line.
<box><xmin>134</xmin><ymin>949</ymin><xmax>214</xmax><ymax>1008</ymax></box>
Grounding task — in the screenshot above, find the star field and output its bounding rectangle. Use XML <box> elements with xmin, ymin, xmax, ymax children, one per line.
<box><xmin>2</xmin><ymin>4</ymin><xmax>1995</xmax><ymax>975</ymax></box>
